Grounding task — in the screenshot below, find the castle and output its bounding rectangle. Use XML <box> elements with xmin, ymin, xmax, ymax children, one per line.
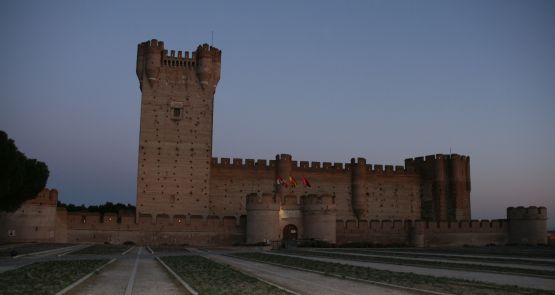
<box><xmin>0</xmin><ymin>39</ymin><xmax>548</xmax><ymax>246</ymax></box>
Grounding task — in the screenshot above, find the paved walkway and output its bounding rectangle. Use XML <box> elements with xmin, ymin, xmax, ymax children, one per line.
<box><xmin>349</xmin><ymin>249</ymin><xmax>555</xmax><ymax>263</ymax></box>
<box><xmin>271</xmin><ymin>252</ymin><xmax>555</xmax><ymax>291</ymax></box>
<box><xmin>313</xmin><ymin>249</ymin><xmax>555</xmax><ymax>271</ymax></box>
<box><xmin>67</xmin><ymin>247</ymin><xmax>183</xmax><ymax>295</ymax></box>
<box><xmin>207</xmin><ymin>253</ymin><xmax>414</xmax><ymax>295</ymax></box>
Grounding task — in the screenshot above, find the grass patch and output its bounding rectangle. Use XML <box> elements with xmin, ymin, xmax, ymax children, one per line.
<box><xmin>0</xmin><ymin>259</ymin><xmax>107</xmax><ymax>295</ymax></box>
<box><xmin>71</xmin><ymin>244</ymin><xmax>130</xmax><ymax>255</ymax></box>
<box><xmin>150</xmin><ymin>246</ymin><xmax>189</xmax><ymax>253</ymax></box>
<box><xmin>0</xmin><ymin>243</ymin><xmax>74</xmax><ymax>257</ymax></box>
<box><xmin>281</xmin><ymin>249</ymin><xmax>555</xmax><ymax>278</ymax></box>
<box><xmin>231</xmin><ymin>252</ymin><xmax>552</xmax><ymax>295</ymax></box>
<box><xmin>161</xmin><ymin>255</ymin><xmax>290</xmax><ymax>294</ymax></box>
<box><xmin>319</xmin><ymin>248</ymin><xmax>555</xmax><ymax>266</ymax></box>
<box><xmin>367</xmin><ymin>246</ymin><xmax>555</xmax><ymax>259</ymax></box>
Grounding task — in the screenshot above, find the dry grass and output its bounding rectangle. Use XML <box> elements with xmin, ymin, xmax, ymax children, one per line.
<box><xmin>161</xmin><ymin>255</ymin><xmax>290</xmax><ymax>295</ymax></box>
<box><xmin>0</xmin><ymin>260</ymin><xmax>107</xmax><ymax>295</ymax></box>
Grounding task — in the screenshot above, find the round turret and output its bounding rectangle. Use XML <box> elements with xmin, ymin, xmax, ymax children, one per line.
<box><xmin>507</xmin><ymin>206</ymin><xmax>547</xmax><ymax>245</ymax></box>
<box><xmin>245</xmin><ymin>193</ymin><xmax>280</xmax><ymax>244</ymax></box>
<box><xmin>137</xmin><ymin>40</ymin><xmax>164</xmax><ymax>88</ymax></box>
<box><xmin>275</xmin><ymin>154</ymin><xmax>293</xmax><ymax>196</ymax></box>
<box><xmin>301</xmin><ymin>194</ymin><xmax>337</xmax><ymax>243</ymax></box>
<box><xmin>196</xmin><ymin>44</ymin><xmax>221</xmax><ymax>90</ymax></box>
<box><xmin>351</xmin><ymin>157</ymin><xmax>368</xmax><ymax>220</ymax></box>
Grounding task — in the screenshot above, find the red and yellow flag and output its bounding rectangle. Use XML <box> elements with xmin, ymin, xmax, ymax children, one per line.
<box><xmin>289</xmin><ymin>176</ymin><xmax>297</xmax><ymax>187</ymax></box>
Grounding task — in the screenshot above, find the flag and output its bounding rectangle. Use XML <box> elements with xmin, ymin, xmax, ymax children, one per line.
<box><xmin>302</xmin><ymin>176</ymin><xmax>311</xmax><ymax>188</ymax></box>
<box><xmin>289</xmin><ymin>176</ymin><xmax>297</xmax><ymax>187</ymax></box>
<box><xmin>277</xmin><ymin>177</ymin><xmax>288</xmax><ymax>187</ymax></box>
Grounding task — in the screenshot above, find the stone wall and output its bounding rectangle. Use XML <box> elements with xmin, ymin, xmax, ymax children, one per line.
<box><xmin>0</xmin><ymin>189</ymin><xmax>60</xmax><ymax>243</ymax></box>
<box><xmin>210</xmin><ymin>156</ymin><xmax>422</xmax><ymax>222</ymax></box>
<box><xmin>64</xmin><ymin>212</ymin><xmax>245</xmax><ymax>246</ymax></box>
<box><xmin>336</xmin><ymin>219</ymin><xmax>508</xmax><ymax>247</ymax></box>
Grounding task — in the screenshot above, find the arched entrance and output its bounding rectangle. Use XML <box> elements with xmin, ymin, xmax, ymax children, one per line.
<box><xmin>283</xmin><ymin>224</ymin><xmax>298</xmax><ymax>240</ymax></box>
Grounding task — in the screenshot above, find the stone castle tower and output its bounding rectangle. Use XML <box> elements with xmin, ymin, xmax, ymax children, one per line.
<box><xmin>0</xmin><ymin>38</ymin><xmax>548</xmax><ymax>247</ymax></box>
<box><xmin>405</xmin><ymin>154</ymin><xmax>471</xmax><ymax>221</ymax></box>
<box><xmin>135</xmin><ymin>39</ymin><xmax>221</xmax><ymax>219</ymax></box>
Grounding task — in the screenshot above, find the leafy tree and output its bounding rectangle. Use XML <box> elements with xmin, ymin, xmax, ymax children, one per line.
<box><xmin>57</xmin><ymin>200</ymin><xmax>135</xmax><ymax>213</ymax></box>
<box><xmin>0</xmin><ymin>130</ymin><xmax>49</xmax><ymax>212</ymax></box>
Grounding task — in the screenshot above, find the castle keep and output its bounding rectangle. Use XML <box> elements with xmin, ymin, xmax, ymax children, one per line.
<box><xmin>0</xmin><ymin>39</ymin><xmax>548</xmax><ymax>246</ymax></box>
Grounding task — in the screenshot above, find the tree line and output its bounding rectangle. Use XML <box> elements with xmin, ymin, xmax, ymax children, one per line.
<box><xmin>57</xmin><ymin>201</ymin><xmax>135</xmax><ymax>213</ymax></box>
<box><xmin>0</xmin><ymin>130</ymin><xmax>49</xmax><ymax>212</ymax></box>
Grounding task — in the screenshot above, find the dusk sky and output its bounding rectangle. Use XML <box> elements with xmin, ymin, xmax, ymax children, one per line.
<box><xmin>1</xmin><ymin>1</ymin><xmax>554</xmax><ymax>229</ymax></box>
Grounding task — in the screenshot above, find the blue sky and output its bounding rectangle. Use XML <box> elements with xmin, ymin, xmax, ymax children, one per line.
<box><xmin>1</xmin><ymin>0</ymin><xmax>554</xmax><ymax>229</ymax></box>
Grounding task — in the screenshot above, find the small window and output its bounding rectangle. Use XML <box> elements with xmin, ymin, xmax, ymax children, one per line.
<box><xmin>170</xmin><ymin>101</ymin><xmax>184</xmax><ymax>121</ymax></box>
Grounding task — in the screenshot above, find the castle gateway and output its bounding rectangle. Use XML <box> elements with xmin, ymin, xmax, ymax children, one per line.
<box><xmin>0</xmin><ymin>40</ymin><xmax>547</xmax><ymax>246</ymax></box>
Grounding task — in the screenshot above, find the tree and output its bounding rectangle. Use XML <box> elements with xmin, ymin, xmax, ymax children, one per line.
<box><xmin>0</xmin><ymin>130</ymin><xmax>49</xmax><ymax>212</ymax></box>
<box><xmin>57</xmin><ymin>200</ymin><xmax>135</xmax><ymax>213</ymax></box>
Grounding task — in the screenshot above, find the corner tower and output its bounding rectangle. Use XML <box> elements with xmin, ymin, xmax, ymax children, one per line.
<box><xmin>135</xmin><ymin>39</ymin><xmax>221</xmax><ymax>219</ymax></box>
<box><xmin>405</xmin><ymin>154</ymin><xmax>470</xmax><ymax>221</ymax></box>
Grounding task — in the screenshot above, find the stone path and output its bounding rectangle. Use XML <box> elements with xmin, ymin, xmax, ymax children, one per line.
<box><xmin>66</xmin><ymin>247</ymin><xmax>184</xmax><ymax>295</ymax></box>
<box><xmin>206</xmin><ymin>253</ymin><xmax>414</xmax><ymax>295</ymax></box>
<box><xmin>355</xmin><ymin>249</ymin><xmax>555</xmax><ymax>263</ymax></box>
<box><xmin>313</xmin><ymin>249</ymin><xmax>555</xmax><ymax>271</ymax></box>
<box><xmin>270</xmin><ymin>252</ymin><xmax>555</xmax><ymax>291</ymax></box>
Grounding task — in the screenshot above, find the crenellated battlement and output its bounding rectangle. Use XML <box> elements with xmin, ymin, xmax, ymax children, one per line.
<box><xmin>246</xmin><ymin>193</ymin><xmax>280</xmax><ymax>211</ymax></box>
<box><xmin>301</xmin><ymin>194</ymin><xmax>336</xmax><ymax>212</ymax></box>
<box><xmin>413</xmin><ymin>219</ymin><xmax>507</xmax><ymax>232</ymax></box>
<box><xmin>66</xmin><ymin>211</ymin><xmax>244</xmax><ymax>230</ymax></box>
<box><xmin>211</xmin><ymin>155</ymin><xmax>416</xmax><ymax>175</ymax></box>
<box><xmin>281</xmin><ymin>195</ymin><xmax>300</xmax><ymax>207</ymax></box>
<box><xmin>26</xmin><ymin>188</ymin><xmax>58</xmax><ymax>206</ymax></box>
<box><xmin>160</xmin><ymin>44</ymin><xmax>221</xmax><ymax>69</ymax></box>
<box><xmin>136</xmin><ymin>39</ymin><xmax>221</xmax><ymax>90</ymax></box>
<box><xmin>138</xmin><ymin>39</ymin><xmax>165</xmax><ymax>51</ymax></box>
<box><xmin>350</xmin><ymin>157</ymin><xmax>416</xmax><ymax>175</ymax></box>
<box><xmin>506</xmin><ymin>206</ymin><xmax>547</xmax><ymax>245</ymax></box>
<box><xmin>507</xmin><ymin>206</ymin><xmax>547</xmax><ymax>220</ymax></box>
<box><xmin>162</xmin><ymin>50</ymin><xmax>197</xmax><ymax>67</ymax></box>
<box><xmin>405</xmin><ymin>153</ymin><xmax>470</xmax><ymax>166</ymax></box>
<box><xmin>196</xmin><ymin>43</ymin><xmax>222</xmax><ymax>60</ymax></box>
<box><xmin>211</xmin><ymin>157</ymin><xmax>275</xmax><ymax>169</ymax></box>
<box><xmin>337</xmin><ymin>218</ymin><xmax>507</xmax><ymax>233</ymax></box>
